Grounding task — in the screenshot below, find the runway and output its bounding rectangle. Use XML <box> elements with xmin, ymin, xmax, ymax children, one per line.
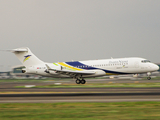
<box><xmin>1</xmin><ymin>79</ymin><xmax>160</xmax><ymax>103</ymax></box>
<box><xmin>1</xmin><ymin>87</ymin><xmax>160</xmax><ymax>93</ymax></box>
<box><xmin>1</xmin><ymin>79</ymin><xmax>160</xmax><ymax>88</ymax></box>
<box><xmin>0</xmin><ymin>92</ymin><xmax>160</xmax><ymax>103</ymax></box>
<box><xmin>1</xmin><ymin>88</ymin><xmax>160</xmax><ymax>103</ymax></box>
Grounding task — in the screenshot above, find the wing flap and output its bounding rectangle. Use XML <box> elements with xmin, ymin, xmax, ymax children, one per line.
<box><xmin>46</xmin><ymin>64</ymin><xmax>95</xmax><ymax>75</ymax></box>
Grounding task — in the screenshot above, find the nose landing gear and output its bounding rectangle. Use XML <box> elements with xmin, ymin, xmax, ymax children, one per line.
<box><xmin>147</xmin><ymin>77</ymin><xmax>151</xmax><ymax>80</ymax></box>
<box><xmin>147</xmin><ymin>72</ymin><xmax>151</xmax><ymax>80</ymax></box>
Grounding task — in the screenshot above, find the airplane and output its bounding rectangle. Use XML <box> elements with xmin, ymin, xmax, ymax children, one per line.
<box><xmin>4</xmin><ymin>47</ymin><xmax>159</xmax><ymax>84</ymax></box>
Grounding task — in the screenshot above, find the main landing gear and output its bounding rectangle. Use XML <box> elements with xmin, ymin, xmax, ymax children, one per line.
<box><xmin>76</xmin><ymin>79</ymin><xmax>86</xmax><ymax>84</ymax></box>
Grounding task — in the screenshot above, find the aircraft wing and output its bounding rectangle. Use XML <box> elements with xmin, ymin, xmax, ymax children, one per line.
<box><xmin>45</xmin><ymin>64</ymin><xmax>95</xmax><ymax>76</ymax></box>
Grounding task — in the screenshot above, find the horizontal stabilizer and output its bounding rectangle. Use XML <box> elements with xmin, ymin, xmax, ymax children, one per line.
<box><xmin>10</xmin><ymin>48</ymin><xmax>28</xmax><ymax>53</ymax></box>
<box><xmin>1</xmin><ymin>48</ymin><xmax>28</xmax><ymax>53</ymax></box>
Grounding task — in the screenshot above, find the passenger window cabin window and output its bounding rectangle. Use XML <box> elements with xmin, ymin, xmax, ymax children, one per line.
<box><xmin>141</xmin><ymin>60</ymin><xmax>151</xmax><ymax>63</ymax></box>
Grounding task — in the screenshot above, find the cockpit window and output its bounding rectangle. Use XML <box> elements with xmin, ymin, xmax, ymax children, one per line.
<box><xmin>141</xmin><ymin>60</ymin><xmax>151</xmax><ymax>63</ymax></box>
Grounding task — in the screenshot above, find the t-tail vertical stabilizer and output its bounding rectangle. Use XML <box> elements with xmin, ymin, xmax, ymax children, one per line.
<box><xmin>10</xmin><ymin>47</ymin><xmax>44</xmax><ymax>67</ymax></box>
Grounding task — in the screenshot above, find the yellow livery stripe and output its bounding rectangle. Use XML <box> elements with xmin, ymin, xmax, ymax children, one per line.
<box><xmin>58</xmin><ymin>62</ymin><xmax>83</xmax><ymax>71</ymax></box>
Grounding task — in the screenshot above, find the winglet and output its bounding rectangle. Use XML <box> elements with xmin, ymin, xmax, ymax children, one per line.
<box><xmin>45</xmin><ymin>64</ymin><xmax>56</xmax><ymax>71</ymax></box>
<box><xmin>45</xmin><ymin>64</ymin><xmax>51</xmax><ymax>70</ymax></box>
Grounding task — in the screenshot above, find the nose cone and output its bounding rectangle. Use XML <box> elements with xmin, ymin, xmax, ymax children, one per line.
<box><xmin>153</xmin><ymin>64</ymin><xmax>159</xmax><ymax>71</ymax></box>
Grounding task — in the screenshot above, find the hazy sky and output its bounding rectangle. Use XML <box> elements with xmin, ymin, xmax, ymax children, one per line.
<box><xmin>0</xmin><ymin>0</ymin><xmax>160</xmax><ymax>71</ymax></box>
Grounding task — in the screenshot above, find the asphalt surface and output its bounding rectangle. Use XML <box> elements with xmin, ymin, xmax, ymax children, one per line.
<box><xmin>1</xmin><ymin>88</ymin><xmax>160</xmax><ymax>93</ymax></box>
<box><xmin>0</xmin><ymin>88</ymin><xmax>160</xmax><ymax>103</ymax></box>
<box><xmin>0</xmin><ymin>92</ymin><xmax>160</xmax><ymax>103</ymax></box>
<box><xmin>1</xmin><ymin>79</ymin><xmax>160</xmax><ymax>103</ymax></box>
<box><xmin>1</xmin><ymin>79</ymin><xmax>160</xmax><ymax>88</ymax></box>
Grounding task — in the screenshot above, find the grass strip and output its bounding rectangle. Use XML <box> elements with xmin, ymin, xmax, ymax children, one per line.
<box><xmin>0</xmin><ymin>102</ymin><xmax>160</xmax><ymax>120</ymax></box>
<box><xmin>15</xmin><ymin>82</ymin><xmax>160</xmax><ymax>88</ymax></box>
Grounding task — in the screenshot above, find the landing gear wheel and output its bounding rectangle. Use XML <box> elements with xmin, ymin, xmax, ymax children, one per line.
<box><xmin>147</xmin><ymin>77</ymin><xmax>151</xmax><ymax>80</ymax></box>
<box><xmin>76</xmin><ymin>79</ymin><xmax>81</xmax><ymax>84</ymax></box>
<box><xmin>81</xmin><ymin>79</ymin><xmax>86</xmax><ymax>84</ymax></box>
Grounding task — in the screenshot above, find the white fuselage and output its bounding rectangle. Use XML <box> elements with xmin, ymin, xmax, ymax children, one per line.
<box><xmin>6</xmin><ymin>47</ymin><xmax>159</xmax><ymax>83</ymax></box>
<box><xmin>25</xmin><ymin>57</ymin><xmax>159</xmax><ymax>78</ymax></box>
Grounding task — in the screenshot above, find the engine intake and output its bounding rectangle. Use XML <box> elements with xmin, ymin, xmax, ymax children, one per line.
<box><xmin>22</xmin><ymin>70</ymin><xmax>26</xmax><ymax>73</ymax></box>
